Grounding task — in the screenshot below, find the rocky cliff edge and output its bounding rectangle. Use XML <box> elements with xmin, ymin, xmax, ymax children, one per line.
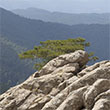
<box><xmin>0</xmin><ymin>50</ymin><xmax>110</xmax><ymax>110</ymax></box>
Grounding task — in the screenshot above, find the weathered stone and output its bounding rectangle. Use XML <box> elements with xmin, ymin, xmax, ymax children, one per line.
<box><xmin>83</xmin><ymin>79</ymin><xmax>110</xmax><ymax>109</ymax></box>
<box><xmin>0</xmin><ymin>50</ymin><xmax>109</xmax><ymax>110</ymax></box>
<box><xmin>36</xmin><ymin>50</ymin><xmax>88</xmax><ymax>76</ymax></box>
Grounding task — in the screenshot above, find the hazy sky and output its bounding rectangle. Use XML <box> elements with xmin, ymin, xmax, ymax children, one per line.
<box><xmin>0</xmin><ymin>0</ymin><xmax>109</xmax><ymax>13</ymax></box>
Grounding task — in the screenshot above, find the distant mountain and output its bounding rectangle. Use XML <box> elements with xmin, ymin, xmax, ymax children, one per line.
<box><xmin>0</xmin><ymin>8</ymin><xmax>109</xmax><ymax>93</ymax></box>
<box><xmin>12</xmin><ymin>7</ymin><xmax>110</xmax><ymax>25</ymax></box>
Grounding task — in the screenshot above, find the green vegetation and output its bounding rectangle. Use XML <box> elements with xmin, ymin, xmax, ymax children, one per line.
<box><xmin>19</xmin><ymin>37</ymin><xmax>98</xmax><ymax>70</ymax></box>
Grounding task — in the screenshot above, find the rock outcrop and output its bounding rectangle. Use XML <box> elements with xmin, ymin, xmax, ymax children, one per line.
<box><xmin>0</xmin><ymin>50</ymin><xmax>110</xmax><ymax>110</ymax></box>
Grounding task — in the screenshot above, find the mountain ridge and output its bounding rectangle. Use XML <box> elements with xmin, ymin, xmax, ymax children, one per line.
<box><xmin>12</xmin><ymin>7</ymin><xmax>110</xmax><ymax>25</ymax></box>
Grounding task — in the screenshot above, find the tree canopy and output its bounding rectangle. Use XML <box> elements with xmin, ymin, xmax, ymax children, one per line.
<box><xmin>19</xmin><ymin>37</ymin><xmax>98</xmax><ymax>70</ymax></box>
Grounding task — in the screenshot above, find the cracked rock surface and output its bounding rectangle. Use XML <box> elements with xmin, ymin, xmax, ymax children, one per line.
<box><xmin>0</xmin><ymin>50</ymin><xmax>110</xmax><ymax>110</ymax></box>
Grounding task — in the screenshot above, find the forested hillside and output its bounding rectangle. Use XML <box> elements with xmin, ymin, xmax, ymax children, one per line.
<box><xmin>13</xmin><ymin>8</ymin><xmax>110</xmax><ymax>25</ymax></box>
<box><xmin>0</xmin><ymin>37</ymin><xmax>35</xmax><ymax>94</ymax></box>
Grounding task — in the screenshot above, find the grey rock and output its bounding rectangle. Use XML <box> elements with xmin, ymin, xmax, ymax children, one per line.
<box><xmin>0</xmin><ymin>50</ymin><xmax>109</xmax><ymax>110</ymax></box>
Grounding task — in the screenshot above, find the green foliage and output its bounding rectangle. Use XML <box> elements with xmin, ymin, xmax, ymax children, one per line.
<box><xmin>19</xmin><ymin>37</ymin><xmax>97</xmax><ymax>70</ymax></box>
<box><xmin>88</xmin><ymin>52</ymin><xmax>99</xmax><ymax>61</ymax></box>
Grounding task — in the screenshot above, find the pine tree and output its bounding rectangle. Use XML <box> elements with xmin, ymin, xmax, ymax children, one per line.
<box><xmin>19</xmin><ymin>37</ymin><xmax>98</xmax><ymax>70</ymax></box>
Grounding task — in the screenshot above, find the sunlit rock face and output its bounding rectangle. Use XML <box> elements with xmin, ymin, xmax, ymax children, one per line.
<box><xmin>0</xmin><ymin>50</ymin><xmax>110</xmax><ymax>110</ymax></box>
